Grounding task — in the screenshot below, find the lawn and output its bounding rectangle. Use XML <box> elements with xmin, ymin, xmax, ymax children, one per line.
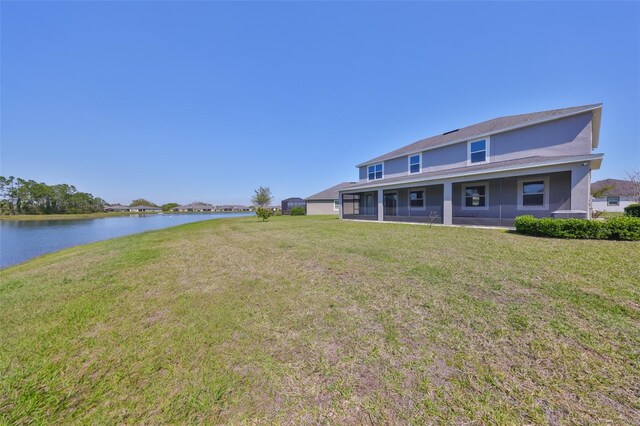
<box><xmin>1</xmin><ymin>216</ymin><xmax>638</xmax><ymax>424</ymax></box>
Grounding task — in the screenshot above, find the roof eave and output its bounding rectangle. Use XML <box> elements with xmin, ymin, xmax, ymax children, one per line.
<box><xmin>591</xmin><ymin>105</ymin><xmax>602</xmax><ymax>149</ymax></box>
<box><xmin>355</xmin><ymin>104</ymin><xmax>604</xmax><ymax>168</ymax></box>
<box><xmin>343</xmin><ymin>154</ymin><xmax>604</xmax><ymax>192</ymax></box>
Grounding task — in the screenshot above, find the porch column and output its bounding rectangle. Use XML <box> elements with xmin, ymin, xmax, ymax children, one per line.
<box><xmin>443</xmin><ymin>181</ymin><xmax>452</xmax><ymax>225</ymax></box>
<box><xmin>339</xmin><ymin>193</ymin><xmax>343</xmax><ymax>219</ymax></box>
<box><xmin>377</xmin><ymin>188</ymin><xmax>384</xmax><ymax>221</ymax></box>
<box><xmin>570</xmin><ymin>163</ymin><xmax>590</xmax><ymax>214</ymax></box>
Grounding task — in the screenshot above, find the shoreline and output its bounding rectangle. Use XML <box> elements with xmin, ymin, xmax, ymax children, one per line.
<box><xmin>0</xmin><ymin>211</ymin><xmax>254</xmax><ymax>222</ymax></box>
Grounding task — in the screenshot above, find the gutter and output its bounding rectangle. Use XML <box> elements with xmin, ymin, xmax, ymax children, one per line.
<box><xmin>342</xmin><ymin>154</ymin><xmax>604</xmax><ymax>193</ymax></box>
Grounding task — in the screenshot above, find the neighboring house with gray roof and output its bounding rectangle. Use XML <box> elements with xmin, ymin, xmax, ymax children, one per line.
<box><xmin>306</xmin><ymin>182</ymin><xmax>356</xmax><ymax>215</ymax></box>
<box><xmin>172</xmin><ymin>203</ymin><xmax>215</xmax><ymax>212</ymax></box>
<box><xmin>339</xmin><ymin>104</ymin><xmax>604</xmax><ymax>227</ymax></box>
<box><xmin>104</xmin><ymin>204</ymin><xmax>131</xmax><ymax>212</ymax></box>
<box><xmin>592</xmin><ymin>179</ymin><xmax>638</xmax><ymax>213</ymax></box>
<box><xmin>129</xmin><ymin>205</ymin><xmax>161</xmax><ymax>212</ymax></box>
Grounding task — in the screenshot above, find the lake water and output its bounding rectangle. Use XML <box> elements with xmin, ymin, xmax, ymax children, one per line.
<box><xmin>0</xmin><ymin>213</ymin><xmax>253</xmax><ymax>269</ymax></box>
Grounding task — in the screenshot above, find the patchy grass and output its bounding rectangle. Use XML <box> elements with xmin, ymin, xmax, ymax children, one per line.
<box><xmin>0</xmin><ymin>216</ymin><xmax>638</xmax><ymax>424</ymax></box>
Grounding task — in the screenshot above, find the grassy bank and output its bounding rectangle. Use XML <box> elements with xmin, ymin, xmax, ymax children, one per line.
<box><xmin>1</xmin><ymin>216</ymin><xmax>638</xmax><ymax>423</ymax></box>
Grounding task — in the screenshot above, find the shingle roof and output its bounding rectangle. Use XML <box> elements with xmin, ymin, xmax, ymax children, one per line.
<box><xmin>357</xmin><ymin>104</ymin><xmax>602</xmax><ymax>167</ymax></box>
<box><xmin>592</xmin><ymin>179</ymin><xmax>639</xmax><ymax>197</ymax></box>
<box><xmin>130</xmin><ymin>205</ymin><xmax>160</xmax><ymax>210</ymax></box>
<box><xmin>306</xmin><ymin>182</ymin><xmax>357</xmax><ymax>201</ymax></box>
<box><xmin>344</xmin><ymin>154</ymin><xmax>603</xmax><ymax>191</ymax></box>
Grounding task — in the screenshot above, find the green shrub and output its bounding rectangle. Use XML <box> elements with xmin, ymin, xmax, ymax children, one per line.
<box><xmin>605</xmin><ymin>216</ymin><xmax>640</xmax><ymax>241</ymax></box>
<box><xmin>290</xmin><ymin>207</ymin><xmax>306</xmax><ymax>216</ymax></box>
<box><xmin>624</xmin><ymin>203</ymin><xmax>640</xmax><ymax>217</ymax></box>
<box><xmin>514</xmin><ymin>215</ymin><xmax>640</xmax><ymax>241</ymax></box>
<box><xmin>255</xmin><ymin>207</ymin><xmax>273</xmax><ymax>222</ymax></box>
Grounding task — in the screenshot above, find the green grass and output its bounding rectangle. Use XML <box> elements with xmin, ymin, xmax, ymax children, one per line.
<box><xmin>1</xmin><ymin>216</ymin><xmax>638</xmax><ymax>423</ymax></box>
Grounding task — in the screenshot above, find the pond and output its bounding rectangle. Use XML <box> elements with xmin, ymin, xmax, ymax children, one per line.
<box><xmin>0</xmin><ymin>212</ymin><xmax>253</xmax><ymax>268</ymax></box>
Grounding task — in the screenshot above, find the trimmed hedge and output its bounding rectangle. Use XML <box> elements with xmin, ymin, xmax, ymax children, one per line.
<box><xmin>514</xmin><ymin>215</ymin><xmax>640</xmax><ymax>241</ymax></box>
<box><xmin>624</xmin><ymin>203</ymin><xmax>640</xmax><ymax>217</ymax></box>
<box><xmin>290</xmin><ymin>206</ymin><xmax>306</xmax><ymax>216</ymax></box>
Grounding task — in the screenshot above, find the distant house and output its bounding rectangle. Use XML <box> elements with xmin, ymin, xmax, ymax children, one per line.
<box><xmin>306</xmin><ymin>182</ymin><xmax>355</xmax><ymax>215</ymax></box>
<box><xmin>592</xmin><ymin>179</ymin><xmax>638</xmax><ymax>213</ymax></box>
<box><xmin>172</xmin><ymin>203</ymin><xmax>215</xmax><ymax>212</ymax></box>
<box><xmin>129</xmin><ymin>205</ymin><xmax>161</xmax><ymax>212</ymax></box>
<box><xmin>104</xmin><ymin>204</ymin><xmax>131</xmax><ymax>212</ymax></box>
<box><xmin>281</xmin><ymin>197</ymin><xmax>306</xmax><ymax>215</ymax></box>
<box><xmin>215</xmin><ymin>205</ymin><xmax>253</xmax><ymax>212</ymax></box>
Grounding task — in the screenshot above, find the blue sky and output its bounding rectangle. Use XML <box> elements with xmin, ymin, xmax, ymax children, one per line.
<box><xmin>2</xmin><ymin>1</ymin><xmax>639</xmax><ymax>205</ymax></box>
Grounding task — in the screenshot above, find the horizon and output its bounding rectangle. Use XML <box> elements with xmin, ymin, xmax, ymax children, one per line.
<box><xmin>2</xmin><ymin>2</ymin><xmax>639</xmax><ymax>205</ymax></box>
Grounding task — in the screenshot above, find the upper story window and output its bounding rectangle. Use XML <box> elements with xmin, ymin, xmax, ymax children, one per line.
<box><xmin>607</xmin><ymin>196</ymin><xmax>620</xmax><ymax>206</ymax></box>
<box><xmin>462</xmin><ymin>182</ymin><xmax>489</xmax><ymax>210</ymax></box>
<box><xmin>517</xmin><ymin>176</ymin><xmax>549</xmax><ymax>210</ymax></box>
<box><xmin>409</xmin><ymin>155</ymin><xmax>421</xmax><ymax>174</ymax></box>
<box><xmin>368</xmin><ymin>163</ymin><xmax>383</xmax><ymax>181</ymax></box>
<box><xmin>468</xmin><ymin>138</ymin><xmax>489</xmax><ymax>164</ymax></box>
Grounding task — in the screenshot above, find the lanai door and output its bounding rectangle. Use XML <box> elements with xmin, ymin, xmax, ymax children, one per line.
<box><xmin>384</xmin><ymin>192</ymin><xmax>397</xmax><ymax>216</ymax></box>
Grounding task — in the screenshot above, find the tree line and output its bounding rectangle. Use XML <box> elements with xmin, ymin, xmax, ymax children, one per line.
<box><xmin>0</xmin><ymin>176</ymin><xmax>106</xmax><ymax>215</ymax></box>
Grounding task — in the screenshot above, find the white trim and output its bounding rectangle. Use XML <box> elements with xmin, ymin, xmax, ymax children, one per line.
<box><xmin>355</xmin><ymin>104</ymin><xmax>602</xmax><ymax>168</ymax></box>
<box><xmin>342</xmin><ymin>154</ymin><xmax>603</xmax><ymax>193</ymax></box>
<box><xmin>367</xmin><ymin>163</ymin><xmax>384</xmax><ymax>182</ymax></box>
<box><xmin>333</xmin><ymin>199</ymin><xmax>340</xmax><ymax>211</ymax></box>
<box><xmin>408</xmin><ymin>153</ymin><xmax>421</xmax><ymax>175</ymax></box>
<box><xmin>467</xmin><ymin>137</ymin><xmax>490</xmax><ymax>165</ymax></box>
<box><xmin>461</xmin><ymin>181</ymin><xmax>490</xmax><ymax>211</ymax></box>
<box><xmin>517</xmin><ymin>176</ymin><xmax>550</xmax><ymax>210</ymax></box>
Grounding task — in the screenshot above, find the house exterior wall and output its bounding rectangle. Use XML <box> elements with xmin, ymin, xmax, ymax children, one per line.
<box><xmin>451</xmin><ymin>171</ymin><xmax>572</xmax><ymax>226</ymax></box>
<box><xmin>491</xmin><ymin>112</ymin><xmax>592</xmax><ymax>162</ymax></box>
<box><xmin>357</xmin><ymin>112</ymin><xmax>594</xmax><ymax>182</ymax></box>
<box><xmin>592</xmin><ymin>198</ymin><xmax>635</xmax><ymax>213</ymax></box>
<box><xmin>307</xmin><ymin>200</ymin><xmax>338</xmax><ymax>215</ymax></box>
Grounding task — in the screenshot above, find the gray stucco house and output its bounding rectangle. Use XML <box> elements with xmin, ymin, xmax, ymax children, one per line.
<box><xmin>306</xmin><ymin>182</ymin><xmax>355</xmax><ymax>215</ymax></box>
<box><xmin>339</xmin><ymin>104</ymin><xmax>604</xmax><ymax>227</ymax></box>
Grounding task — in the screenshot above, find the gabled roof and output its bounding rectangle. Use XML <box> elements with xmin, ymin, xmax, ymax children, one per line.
<box><xmin>592</xmin><ymin>179</ymin><xmax>638</xmax><ymax>197</ymax></box>
<box><xmin>356</xmin><ymin>103</ymin><xmax>602</xmax><ymax>167</ymax></box>
<box><xmin>343</xmin><ymin>154</ymin><xmax>603</xmax><ymax>191</ymax></box>
<box><xmin>306</xmin><ymin>182</ymin><xmax>356</xmax><ymax>201</ymax></box>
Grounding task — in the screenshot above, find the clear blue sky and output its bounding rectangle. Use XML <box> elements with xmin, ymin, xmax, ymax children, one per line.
<box><xmin>2</xmin><ymin>1</ymin><xmax>639</xmax><ymax>205</ymax></box>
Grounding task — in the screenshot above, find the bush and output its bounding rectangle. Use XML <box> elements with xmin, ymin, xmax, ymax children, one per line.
<box><xmin>290</xmin><ymin>207</ymin><xmax>306</xmax><ymax>216</ymax></box>
<box><xmin>624</xmin><ymin>203</ymin><xmax>640</xmax><ymax>217</ymax></box>
<box><xmin>514</xmin><ymin>215</ymin><xmax>640</xmax><ymax>241</ymax></box>
<box><xmin>255</xmin><ymin>207</ymin><xmax>273</xmax><ymax>222</ymax></box>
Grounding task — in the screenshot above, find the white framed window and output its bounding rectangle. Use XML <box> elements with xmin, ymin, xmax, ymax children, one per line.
<box><xmin>408</xmin><ymin>154</ymin><xmax>421</xmax><ymax>174</ymax></box>
<box><xmin>461</xmin><ymin>182</ymin><xmax>489</xmax><ymax>210</ymax></box>
<box><xmin>468</xmin><ymin>137</ymin><xmax>490</xmax><ymax>164</ymax></box>
<box><xmin>607</xmin><ymin>196</ymin><xmax>620</xmax><ymax>206</ymax></box>
<box><xmin>517</xmin><ymin>176</ymin><xmax>549</xmax><ymax>210</ymax></box>
<box><xmin>409</xmin><ymin>190</ymin><xmax>424</xmax><ymax>208</ymax></box>
<box><xmin>334</xmin><ymin>199</ymin><xmax>340</xmax><ymax>211</ymax></box>
<box><xmin>367</xmin><ymin>163</ymin><xmax>383</xmax><ymax>181</ymax></box>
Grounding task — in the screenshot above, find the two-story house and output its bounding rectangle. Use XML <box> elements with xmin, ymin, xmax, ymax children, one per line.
<box><xmin>339</xmin><ymin>104</ymin><xmax>603</xmax><ymax>227</ymax></box>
